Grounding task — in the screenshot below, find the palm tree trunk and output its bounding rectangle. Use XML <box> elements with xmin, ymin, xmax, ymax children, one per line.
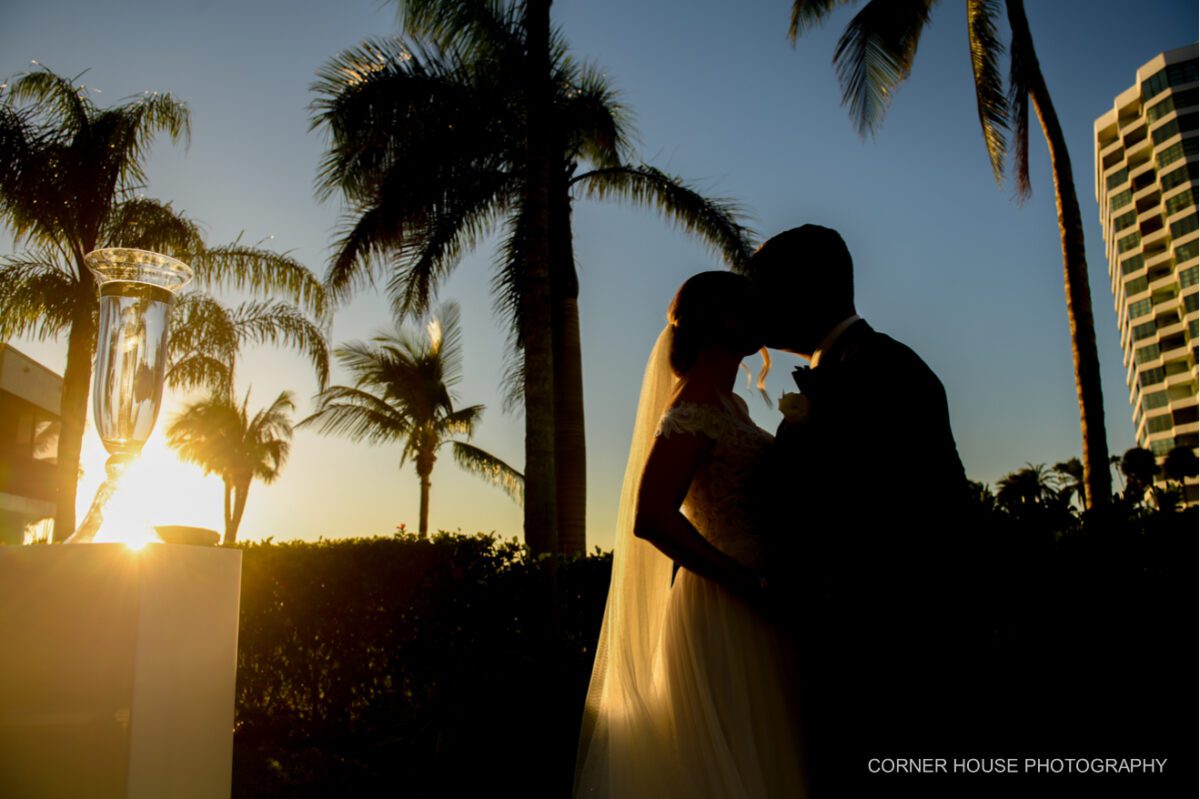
<box><xmin>521</xmin><ymin>0</ymin><xmax>559</xmax><ymax>557</ymax></box>
<box><xmin>52</xmin><ymin>301</ymin><xmax>96</xmax><ymax>542</ymax></box>
<box><xmin>1007</xmin><ymin>0</ymin><xmax>1111</xmax><ymax>510</ymax></box>
<box><xmin>227</xmin><ymin>478</ymin><xmax>250</xmax><ymax>546</ymax></box>
<box><xmin>417</xmin><ymin>470</ymin><xmax>432</xmax><ymax>537</ymax></box>
<box><xmin>552</xmin><ymin>172</ymin><xmax>586</xmax><ymax>557</ymax></box>
<box><xmin>223</xmin><ymin>479</ymin><xmax>234</xmax><ymax>545</ymax></box>
<box><xmin>417</xmin><ymin>456</ymin><xmax>434</xmax><ymax>540</ymax></box>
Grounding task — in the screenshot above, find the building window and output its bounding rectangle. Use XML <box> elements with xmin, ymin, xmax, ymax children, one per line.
<box><xmin>1181</xmin><ymin>266</ymin><xmax>1199</xmax><ymax>288</ymax></box>
<box><xmin>1126</xmin><ymin>275</ymin><xmax>1150</xmax><ymax>296</ymax></box>
<box><xmin>1110</xmin><ymin>189</ymin><xmax>1133</xmax><ymax>212</ymax></box>
<box><xmin>1184</xmin><ymin>292</ymin><xmax>1199</xmax><ymax>314</ymax></box>
<box><xmin>1157</xmin><ymin>142</ymin><xmax>1185</xmax><ymax>168</ymax></box>
<box><xmin>1147</xmin><ymin>95</ymin><xmax>1176</xmax><ymax>123</ymax></box>
<box><xmin>1142</xmin><ymin>69</ymin><xmax>1169</xmax><ymax>100</ymax></box>
<box><xmin>1147</xmin><ymin>414</ymin><xmax>1173</xmax><ymax>434</ymax></box>
<box><xmin>1152</xmin><ymin>118</ymin><xmax>1180</xmax><ymax>145</ymax></box>
<box><xmin>1176</xmin><ymin>241</ymin><xmax>1199</xmax><ymax>264</ymax></box>
<box><xmin>1167</xmin><ymin>59</ymin><xmax>1199</xmax><ymax>87</ymax></box>
<box><xmin>1150</xmin><ymin>438</ymin><xmax>1174</xmax><ymax>457</ymax></box>
<box><xmin>1190</xmin><ymin>319</ymin><xmax>1199</xmax><ymax>339</ymax></box>
<box><xmin>1133</xmin><ymin>322</ymin><xmax>1159</xmax><ymax>342</ymax></box>
<box><xmin>1136</xmin><ymin>366</ymin><xmax>1164</xmax><ymax>392</ymax></box>
<box><xmin>1106</xmin><ymin>167</ymin><xmax>1129</xmax><ymax>190</ymax></box>
<box><xmin>1143</xmin><ymin>389</ymin><xmax>1170</xmax><ymax>410</ymax></box>
<box><xmin>1121</xmin><ymin>253</ymin><xmax>1145</xmax><ymax>275</ymax></box>
<box><xmin>1129</xmin><ymin>298</ymin><xmax>1154</xmax><ymax>319</ymax></box>
<box><xmin>1113</xmin><ymin>209</ymin><xmax>1138</xmax><ymax>230</ymax></box>
<box><xmin>1170</xmin><ymin>214</ymin><xmax>1198</xmax><ymax>239</ymax></box>
<box><xmin>1117</xmin><ymin>231</ymin><xmax>1141</xmax><ymax>253</ymax></box>
<box><xmin>1161</xmin><ymin>165</ymin><xmax>1191</xmax><ymax>192</ymax></box>
<box><xmin>1135</xmin><ymin>343</ymin><xmax>1161</xmax><ymax>364</ymax></box>
<box><xmin>1165</xmin><ymin>189</ymin><xmax>1194</xmax><ymax>216</ymax></box>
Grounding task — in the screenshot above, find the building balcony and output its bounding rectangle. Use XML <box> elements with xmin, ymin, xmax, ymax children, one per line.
<box><xmin>1150</xmin><ymin>270</ymin><xmax>1180</xmax><ymax>293</ymax></box>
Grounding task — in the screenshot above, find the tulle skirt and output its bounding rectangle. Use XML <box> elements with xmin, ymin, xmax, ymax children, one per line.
<box><xmin>653</xmin><ymin>566</ymin><xmax>810</xmax><ymax>799</ymax></box>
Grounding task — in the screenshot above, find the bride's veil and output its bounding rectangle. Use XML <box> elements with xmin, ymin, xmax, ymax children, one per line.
<box><xmin>572</xmin><ymin>323</ymin><xmax>684</xmax><ymax>798</ymax></box>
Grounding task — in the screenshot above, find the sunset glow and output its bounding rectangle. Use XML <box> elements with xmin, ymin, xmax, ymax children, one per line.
<box><xmin>78</xmin><ymin>426</ymin><xmax>223</xmax><ymax>548</ymax></box>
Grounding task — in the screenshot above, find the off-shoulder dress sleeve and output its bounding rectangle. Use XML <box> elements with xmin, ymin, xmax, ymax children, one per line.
<box><xmin>655</xmin><ymin>402</ymin><xmax>728</xmax><ymax>441</ymax></box>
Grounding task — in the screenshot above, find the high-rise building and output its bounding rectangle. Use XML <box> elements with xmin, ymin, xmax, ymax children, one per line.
<box><xmin>1094</xmin><ymin>43</ymin><xmax>1199</xmax><ymax>504</ymax></box>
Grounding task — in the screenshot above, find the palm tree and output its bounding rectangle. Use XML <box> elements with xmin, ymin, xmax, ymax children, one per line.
<box><xmin>1162</xmin><ymin>445</ymin><xmax>1198</xmax><ymax>509</ymax></box>
<box><xmin>298</xmin><ymin>301</ymin><xmax>523</xmax><ymax>539</ymax></box>
<box><xmin>787</xmin><ymin>0</ymin><xmax>1111</xmax><ymax>510</ymax></box>
<box><xmin>166</xmin><ymin>389</ymin><xmax>296</xmax><ymax>545</ymax></box>
<box><xmin>995</xmin><ymin>462</ymin><xmax>1059</xmax><ymax>514</ymax></box>
<box><xmin>1119</xmin><ymin>446</ymin><xmax>1158</xmax><ymax>507</ymax></box>
<box><xmin>310</xmin><ymin>0</ymin><xmax>753</xmax><ymax>554</ymax></box>
<box><xmin>0</xmin><ymin>65</ymin><xmax>328</xmax><ymax>541</ymax></box>
<box><xmin>1051</xmin><ymin>457</ymin><xmax>1084</xmax><ymax>511</ymax></box>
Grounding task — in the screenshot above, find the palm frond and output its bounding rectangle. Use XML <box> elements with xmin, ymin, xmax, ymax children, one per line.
<box><xmin>789</xmin><ymin>0</ymin><xmax>859</xmax><ymax>42</ymax></box>
<box><xmin>101</xmin><ymin>91</ymin><xmax>191</xmax><ymax>192</ymax></box>
<box><xmin>1005</xmin><ymin>0</ymin><xmax>1034</xmax><ymax>201</ymax></box>
<box><xmin>440</xmin><ymin>402</ymin><xmax>484</xmax><ymax>436</ymax></box>
<box><xmin>571</xmin><ymin>165</ymin><xmax>756</xmax><ymax>269</ymax></box>
<box><xmin>557</xmin><ymin>62</ymin><xmax>636</xmax><ymax>169</ymax></box>
<box><xmin>967</xmin><ymin>0</ymin><xmax>1008</xmax><ymax>187</ymax></box>
<box><xmin>167</xmin><ymin>292</ymin><xmax>238</xmax><ymax>392</ymax></box>
<box><xmin>165</xmin><ymin>353</ymin><xmax>233</xmax><ymax>395</ymax></box>
<box><xmin>4</xmin><ymin>67</ymin><xmax>92</xmax><ymax>134</ymax></box>
<box><xmin>451</xmin><ymin>441</ymin><xmax>523</xmax><ymax>504</ymax></box>
<box><xmin>190</xmin><ymin>243</ymin><xmax>328</xmax><ymax>320</ymax></box>
<box><xmin>832</xmin><ymin>0</ymin><xmax>936</xmax><ymax>137</ymax></box>
<box><xmin>0</xmin><ymin>252</ymin><xmax>80</xmax><ymax>340</ymax></box>
<box><xmin>382</xmin><ymin>174</ymin><xmax>509</xmax><ymax>321</ymax></box>
<box><xmin>428</xmin><ymin>300</ymin><xmax>466</xmax><ymax>392</ymax></box>
<box><xmin>101</xmin><ymin>197</ymin><xmax>204</xmax><ymax>255</ymax></box>
<box><xmin>397</xmin><ymin>0</ymin><xmax>520</xmax><ymax>63</ymax></box>
<box><xmin>230</xmin><ymin>300</ymin><xmax>330</xmax><ymax>389</ymax></box>
<box><xmin>298</xmin><ymin>384</ymin><xmax>412</xmax><ymax>444</ymax></box>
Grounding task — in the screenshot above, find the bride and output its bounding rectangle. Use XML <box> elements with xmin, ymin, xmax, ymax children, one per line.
<box><xmin>572</xmin><ymin>271</ymin><xmax>809</xmax><ymax>798</ymax></box>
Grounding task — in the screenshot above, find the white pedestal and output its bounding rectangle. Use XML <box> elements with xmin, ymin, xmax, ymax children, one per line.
<box><xmin>0</xmin><ymin>544</ymin><xmax>242</xmax><ymax>799</ymax></box>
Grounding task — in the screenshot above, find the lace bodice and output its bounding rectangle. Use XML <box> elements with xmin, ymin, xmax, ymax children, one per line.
<box><xmin>654</xmin><ymin>399</ymin><xmax>774</xmax><ymax>569</ymax></box>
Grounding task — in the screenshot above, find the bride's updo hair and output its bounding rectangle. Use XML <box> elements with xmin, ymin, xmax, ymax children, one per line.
<box><xmin>667</xmin><ymin>271</ymin><xmax>770</xmax><ymax>391</ymax></box>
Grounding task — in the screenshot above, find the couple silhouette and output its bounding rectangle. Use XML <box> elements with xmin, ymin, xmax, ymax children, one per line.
<box><xmin>572</xmin><ymin>223</ymin><xmax>982</xmax><ymax>799</ymax></box>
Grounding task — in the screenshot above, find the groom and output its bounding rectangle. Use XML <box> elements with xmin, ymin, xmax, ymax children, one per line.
<box><xmin>748</xmin><ymin>225</ymin><xmax>981</xmax><ymax>797</ymax></box>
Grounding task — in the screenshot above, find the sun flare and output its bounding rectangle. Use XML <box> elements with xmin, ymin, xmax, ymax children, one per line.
<box><xmin>78</xmin><ymin>428</ymin><xmax>224</xmax><ymax>548</ymax></box>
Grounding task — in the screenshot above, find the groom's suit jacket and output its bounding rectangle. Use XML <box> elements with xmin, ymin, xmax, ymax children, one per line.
<box><xmin>765</xmin><ymin>318</ymin><xmax>973</xmax><ymax>637</ymax></box>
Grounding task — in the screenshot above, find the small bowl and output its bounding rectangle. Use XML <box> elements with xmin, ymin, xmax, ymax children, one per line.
<box><xmin>153</xmin><ymin>525</ymin><xmax>220</xmax><ymax>546</ymax></box>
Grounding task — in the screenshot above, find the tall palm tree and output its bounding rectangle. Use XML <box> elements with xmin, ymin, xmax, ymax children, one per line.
<box><xmin>787</xmin><ymin>0</ymin><xmax>1111</xmax><ymax>510</ymax></box>
<box><xmin>0</xmin><ymin>65</ymin><xmax>328</xmax><ymax>541</ymax></box>
<box><xmin>166</xmin><ymin>389</ymin><xmax>296</xmax><ymax>545</ymax></box>
<box><xmin>310</xmin><ymin>0</ymin><xmax>753</xmax><ymax>554</ymax></box>
<box><xmin>298</xmin><ymin>301</ymin><xmax>523</xmax><ymax>539</ymax></box>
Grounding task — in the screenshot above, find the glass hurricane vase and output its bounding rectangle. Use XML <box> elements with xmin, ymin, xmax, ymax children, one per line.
<box><xmin>66</xmin><ymin>248</ymin><xmax>193</xmax><ymax>544</ymax></box>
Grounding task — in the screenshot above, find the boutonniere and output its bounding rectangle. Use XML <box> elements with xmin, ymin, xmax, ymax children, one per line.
<box><xmin>779</xmin><ymin>391</ymin><xmax>812</xmax><ymax>424</ymax></box>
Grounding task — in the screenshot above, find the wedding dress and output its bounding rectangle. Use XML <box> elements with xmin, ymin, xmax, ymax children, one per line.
<box><xmin>573</xmin><ymin>325</ymin><xmax>809</xmax><ymax>799</ymax></box>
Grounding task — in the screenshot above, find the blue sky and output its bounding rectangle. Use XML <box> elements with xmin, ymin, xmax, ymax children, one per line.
<box><xmin>2</xmin><ymin>0</ymin><xmax>1196</xmax><ymax>549</ymax></box>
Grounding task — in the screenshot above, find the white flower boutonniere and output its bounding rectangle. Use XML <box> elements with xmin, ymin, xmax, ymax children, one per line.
<box><xmin>779</xmin><ymin>391</ymin><xmax>812</xmax><ymax>424</ymax></box>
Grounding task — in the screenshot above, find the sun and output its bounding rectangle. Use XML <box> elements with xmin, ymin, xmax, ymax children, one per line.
<box><xmin>78</xmin><ymin>428</ymin><xmax>224</xmax><ymax>549</ymax></box>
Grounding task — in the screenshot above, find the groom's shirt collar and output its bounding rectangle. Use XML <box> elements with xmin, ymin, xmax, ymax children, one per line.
<box><xmin>810</xmin><ymin>314</ymin><xmax>862</xmax><ymax>368</ymax></box>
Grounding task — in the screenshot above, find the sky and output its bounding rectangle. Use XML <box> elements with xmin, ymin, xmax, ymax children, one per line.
<box><xmin>1</xmin><ymin>0</ymin><xmax>1196</xmax><ymax>551</ymax></box>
